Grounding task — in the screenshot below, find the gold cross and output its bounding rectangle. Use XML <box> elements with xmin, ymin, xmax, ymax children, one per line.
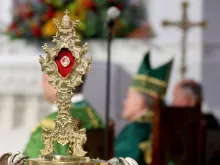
<box><xmin>64</xmin><ymin>9</ymin><xmax>69</xmax><ymax>15</ymax></box>
<box><xmin>162</xmin><ymin>1</ymin><xmax>207</xmax><ymax>80</ymax></box>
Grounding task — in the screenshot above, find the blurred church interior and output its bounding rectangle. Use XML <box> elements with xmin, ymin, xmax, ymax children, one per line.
<box><xmin>0</xmin><ymin>0</ymin><xmax>220</xmax><ymax>164</ymax></box>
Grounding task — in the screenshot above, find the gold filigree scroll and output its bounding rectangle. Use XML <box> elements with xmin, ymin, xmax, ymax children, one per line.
<box><xmin>39</xmin><ymin>9</ymin><xmax>91</xmax><ymax>157</ymax></box>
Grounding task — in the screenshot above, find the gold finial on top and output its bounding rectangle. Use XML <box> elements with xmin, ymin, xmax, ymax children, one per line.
<box><xmin>39</xmin><ymin>9</ymin><xmax>91</xmax><ymax>157</ymax></box>
<box><xmin>64</xmin><ymin>9</ymin><xmax>69</xmax><ymax>15</ymax></box>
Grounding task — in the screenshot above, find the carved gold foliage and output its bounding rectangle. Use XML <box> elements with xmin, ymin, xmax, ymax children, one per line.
<box><xmin>39</xmin><ymin>9</ymin><xmax>91</xmax><ymax>157</ymax></box>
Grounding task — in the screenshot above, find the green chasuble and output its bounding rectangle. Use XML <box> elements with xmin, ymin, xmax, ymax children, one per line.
<box><xmin>24</xmin><ymin>100</ymin><xmax>104</xmax><ymax>158</ymax></box>
<box><xmin>114</xmin><ymin>122</ymin><xmax>152</xmax><ymax>165</ymax></box>
<box><xmin>114</xmin><ymin>52</ymin><xmax>173</xmax><ymax>165</ymax></box>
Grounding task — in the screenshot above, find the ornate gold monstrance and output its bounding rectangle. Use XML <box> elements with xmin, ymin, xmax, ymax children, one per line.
<box><xmin>27</xmin><ymin>9</ymin><xmax>94</xmax><ymax>165</ymax></box>
<box><xmin>39</xmin><ymin>9</ymin><xmax>90</xmax><ymax>157</ymax></box>
<box><xmin>0</xmin><ymin>9</ymin><xmax>138</xmax><ymax>165</ymax></box>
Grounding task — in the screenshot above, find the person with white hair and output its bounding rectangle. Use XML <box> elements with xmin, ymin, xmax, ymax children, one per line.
<box><xmin>172</xmin><ymin>79</ymin><xmax>202</xmax><ymax>107</ymax></box>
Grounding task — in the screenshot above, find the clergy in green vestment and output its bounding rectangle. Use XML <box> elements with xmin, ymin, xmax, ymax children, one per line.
<box><xmin>114</xmin><ymin>52</ymin><xmax>173</xmax><ymax>165</ymax></box>
<box><xmin>24</xmin><ymin>74</ymin><xmax>104</xmax><ymax>158</ymax></box>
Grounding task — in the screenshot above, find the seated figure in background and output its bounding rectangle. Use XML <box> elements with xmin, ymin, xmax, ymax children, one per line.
<box><xmin>114</xmin><ymin>52</ymin><xmax>173</xmax><ymax>165</ymax></box>
<box><xmin>172</xmin><ymin>78</ymin><xmax>220</xmax><ymax>126</ymax></box>
<box><xmin>24</xmin><ymin>74</ymin><xmax>104</xmax><ymax>158</ymax></box>
<box><xmin>172</xmin><ymin>79</ymin><xmax>202</xmax><ymax>107</ymax></box>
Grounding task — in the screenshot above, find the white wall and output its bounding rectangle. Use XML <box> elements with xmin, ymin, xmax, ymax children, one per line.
<box><xmin>203</xmin><ymin>0</ymin><xmax>220</xmax><ymax>118</ymax></box>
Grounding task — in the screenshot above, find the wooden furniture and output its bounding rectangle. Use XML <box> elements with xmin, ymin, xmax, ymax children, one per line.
<box><xmin>84</xmin><ymin>120</ymin><xmax>114</xmax><ymax>159</ymax></box>
<box><xmin>201</xmin><ymin>113</ymin><xmax>220</xmax><ymax>165</ymax></box>
<box><xmin>152</xmin><ymin>98</ymin><xmax>203</xmax><ymax>165</ymax></box>
<box><xmin>205</xmin><ymin>129</ymin><xmax>220</xmax><ymax>165</ymax></box>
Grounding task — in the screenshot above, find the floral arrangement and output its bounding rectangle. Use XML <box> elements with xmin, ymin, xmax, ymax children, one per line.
<box><xmin>7</xmin><ymin>0</ymin><xmax>153</xmax><ymax>43</ymax></box>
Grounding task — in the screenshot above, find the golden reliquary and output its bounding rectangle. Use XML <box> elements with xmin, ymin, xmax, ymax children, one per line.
<box><xmin>0</xmin><ymin>10</ymin><xmax>138</xmax><ymax>165</ymax></box>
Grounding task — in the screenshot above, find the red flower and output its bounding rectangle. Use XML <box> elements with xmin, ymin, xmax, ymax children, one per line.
<box><xmin>44</xmin><ymin>4</ymin><xmax>56</xmax><ymax>19</ymax></box>
<box><xmin>32</xmin><ymin>27</ymin><xmax>41</xmax><ymax>37</ymax></box>
<box><xmin>25</xmin><ymin>10</ymin><xmax>34</xmax><ymax>18</ymax></box>
<box><xmin>22</xmin><ymin>2</ymin><xmax>34</xmax><ymax>18</ymax></box>
<box><xmin>116</xmin><ymin>4</ymin><xmax>124</xmax><ymax>11</ymax></box>
<box><xmin>20</xmin><ymin>4</ymin><xmax>33</xmax><ymax>19</ymax></box>
<box><xmin>82</xmin><ymin>0</ymin><xmax>96</xmax><ymax>10</ymax></box>
<box><xmin>9</xmin><ymin>22</ymin><xmax>17</xmax><ymax>30</ymax></box>
<box><xmin>46</xmin><ymin>9</ymin><xmax>55</xmax><ymax>19</ymax></box>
